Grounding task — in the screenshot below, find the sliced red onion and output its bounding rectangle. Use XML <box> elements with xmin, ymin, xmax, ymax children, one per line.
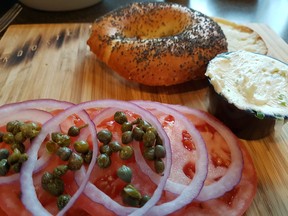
<box><xmin>132</xmin><ymin>101</ymin><xmax>208</xmax><ymax>215</ymax></box>
<box><xmin>74</xmin><ymin>100</ymin><xmax>172</xmax><ymax>216</ymax></box>
<box><xmin>169</xmin><ymin>104</ymin><xmax>243</xmax><ymax>201</ymax></box>
<box><xmin>20</xmin><ymin>102</ymin><xmax>98</xmax><ymax>216</ymax></box>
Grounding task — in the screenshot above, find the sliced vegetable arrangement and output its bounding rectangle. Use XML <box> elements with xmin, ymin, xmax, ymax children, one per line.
<box><xmin>0</xmin><ymin>99</ymin><xmax>257</xmax><ymax>215</ymax></box>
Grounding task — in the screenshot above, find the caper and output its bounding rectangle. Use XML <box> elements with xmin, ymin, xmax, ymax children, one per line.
<box><xmin>154</xmin><ymin>159</ymin><xmax>165</xmax><ymax>174</ymax></box>
<box><xmin>123</xmin><ymin>184</ymin><xmax>142</xmax><ymax>200</ymax></box>
<box><xmin>119</xmin><ymin>146</ymin><xmax>133</xmax><ymax>160</ymax></box>
<box><xmin>57</xmin><ymin>194</ymin><xmax>71</xmax><ymax>210</ymax></box>
<box><xmin>146</xmin><ymin>127</ymin><xmax>158</xmax><ymax>136</ymax></box>
<box><xmin>56</xmin><ymin>147</ymin><xmax>72</xmax><ymax>161</ymax></box>
<box><xmin>155</xmin><ymin>134</ymin><xmax>163</xmax><ymax>146</ymax></box>
<box><xmin>114</xmin><ymin>111</ymin><xmax>128</xmax><ymax>124</ymax></box>
<box><xmin>67</xmin><ymin>124</ymin><xmax>88</xmax><ymax>137</ymax></box>
<box><xmin>7</xmin><ymin>148</ymin><xmax>21</xmax><ymax>165</ymax></box>
<box><xmin>51</xmin><ymin>132</ymin><xmax>71</xmax><ymax>147</ymax></box>
<box><xmin>121</xmin><ymin>190</ymin><xmax>140</xmax><ymax>207</ymax></box>
<box><xmin>11</xmin><ymin>143</ymin><xmax>25</xmax><ymax>153</ymax></box>
<box><xmin>97</xmin><ymin>154</ymin><xmax>111</xmax><ymax>168</ymax></box>
<box><xmin>143</xmin><ymin>147</ymin><xmax>155</xmax><ymax>161</ymax></box>
<box><xmin>41</xmin><ymin>172</ymin><xmax>64</xmax><ymax>196</ymax></box>
<box><xmin>3</xmin><ymin>132</ymin><xmax>14</xmax><ymax>144</ymax></box>
<box><xmin>100</xmin><ymin>144</ymin><xmax>112</xmax><ymax>156</ymax></box>
<box><xmin>73</xmin><ymin>140</ymin><xmax>89</xmax><ymax>154</ymax></box>
<box><xmin>46</xmin><ymin>140</ymin><xmax>59</xmax><ymax>153</ymax></box>
<box><xmin>83</xmin><ymin>150</ymin><xmax>93</xmax><ymax>164</ymax></box>
<box><xmin>0</xmin><ymin>159</ymin><xmax>10</xmax><ymax>176</ymax></box>
<box><xmin>18</xmin><ymin>153</ymin><xmax>28</xmax><ymax>163</ymax></box>
<box><xmin>122</xmin><ymin>131</ymin><xmax>133</xmax><ymax>144</ymax></box>
<box><xmin>53</xmin><ymin>165</ymin><xmax>69</xmax><ymax>177</ymax></box>
<box><xmin>0</xmin><ymin>149</ymin><xmax>9</xmax><ymax>160</ymax></box>
<box><xmin>140</xmin><ymin>195</ymin><xmax>151</xmax><ymax>207</ymax></box>
<box><xmin>154</xmin><ymin>145</ymin><xmax>166</xmax><ymax>159</ymax></box>
<box><xmin>117</xmin><ymin>165</ymin><xmax>132</xmax><ymax>183</ymax></box>
<box><xmin>132</xmin><ymin>127</ymin><xmax>144</xmax><ymax>141</ymax></box>
<box><xmin>121</xmin><ymin>122</ymin><xmax>133</xmax><ymax>132</ymax></box>
<box><xmin>97</xmin><ymin>129</ymin><xmax>112</xmax><ymax>144</ymax></box>
<box><xmin>14</xmin><ymin>132</ymin><xmax>26</xmax><ymax>143</ymax></box>
<box><xmin>6</xmin><ymin>120</ymin><xmax>24</xmax><ymax>135</ymax></box>
<box><xmin>138</xmin><ymin>119</ymin><xmax>151</xmax><ymax>132</ymax></box>
<box><xmin>108</xmin><ymin>141</ymin><xmax>122</xmax><ymax>152</ymax></box>
<box><xmin>20</xmin><ymin>122</ymin><xmax>41</xmax><ymax>139</ymax></box>
<box><xmin>68</xmin><ymin>152</ymin><xmax>83</xmax><ymax>171</ymax></box>
<box><xmin>11</xmin><ymin>162</ymin><xmax>21</xmax><ymax>173</ymax></box>
<box><xmin>143</xmin><ymin>130</ymin><xmax>156</xmax><ymax>147</ymax></box>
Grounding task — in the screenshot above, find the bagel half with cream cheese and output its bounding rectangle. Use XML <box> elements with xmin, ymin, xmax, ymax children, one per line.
<box><xmin>87</xmin><ymin>2</ymin><xmax>228</xmax><ymax>86</ymax></box>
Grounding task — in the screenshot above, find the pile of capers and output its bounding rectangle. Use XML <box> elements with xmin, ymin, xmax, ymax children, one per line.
<box><xmin>43</xmin><ymin>124</ymin><xmax>91</xmax><ymax>210</ymax></box>
<box><xmin>0</xmin><ymin>120</ymin><xmax>41</xmax><ymax>176</ymax></box>
<box><xmin>96</xmin><ymin>111</ymin><xmax>166</xmax><ymax>207</ymax></box>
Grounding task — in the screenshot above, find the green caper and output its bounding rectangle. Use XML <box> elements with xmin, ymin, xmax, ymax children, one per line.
<box><xmin>46</xmin><ymin>140</ymin><xmax>59</xmax><ymax>153</ymax></box>
<box><xmin>108</xmin><ymin>141</ymin><xmax>122</xmax><ymax>152</ymax></box>
<box><xmin>121</xmin><ymin>190</ymin><xmax>140</xmax><ymax>207</ymax></box>
<box><xmin>154</xmin><ymin>145</ymin><xmax>166</xmax><ymax>159</ymax></box>
<box><xmin>0</xmin><ymin>149</ymin><xmax>9</xmax><ymax>160</ymax></box>
<box><xmin>83</xmin><ymin>150</ymin><xmax>93</xmax><ymax>164</ymax></box>
<box><xmin>143</xmin><ymin>147</ymin><xmax>155</xmax><ymax>161</ymax></box>
<box><xmin>119</xmin><ymin>146</ymin><xmax>133</xmax><ymax>160</ymax></box>
<box><xmin>6</xmin><ymin>120</ymin><xmax>24</xmax><ymax>135</ymax></box>
<box><xmin>51</xmin><ymin>132</ymin><xmax>71</xmax><ymax>147</ymax></box>
<box><xmin>154</xmin><ymin>159</ymin><xmax>165</xmax><ymax>174</ymax></box>
<box><xmin>114</xmin><ymin>111</ymin><xmax>128</xmax><ymax>124</ymax></box>
<box><xmin>122</xmin><ymin>131</ymin><xmax>133</xmax><ymax>144</ymax></box>
<box><xmin>97</xmin><ymin>129</ymin><xmax>112</xmax><ymax>144</ymax></box>
<box><xmin>20</xmin><ymin>122</ymin><xmax>41</xmax><ymax>139</ymax></box>
<box><xmin>56</xmin><ymin>147</ymin><xmax>72</xmax><ymax>161</ymax></box>
<box><xmin>41</xmin><ymin>172</ymin><xmax>64</xmax><ymax>196</ymax></box>
<box><xmin>121</xmin><ymin>122</ymin><xmax>133</xmax><ymax>132</ymax></box>
<box><xmin>146</xmin><ymin>127</ymin><xmax>158</xmax><ymax>136</ymax></box>
<box><xmin>53</xmin><ymin>165</ymin><xmax>69</xmax><ymax>177</ymax></box>
<box><xmin>138</xmin><ymin>119</ymin><xmax>151</xmax><ymax>132</ymax></box>
<box><xmin>18</xmin><ymin>153</ymin><xmax>28</xmax><ymax>163</ymax></box>
<box><xmin>0</xmin><ymin>159</ymin><xmax>10</xmax><ymax>176</ymax></box>
<box><xmin>67</xmin><ymin>124</ymin><xmax>88</xmax><ymax>137</ymax></box>
<box><xmin>3</xmin><ymin>132</ymin><xmax>14</xmax><ymax>144</ymax></box>
<box><xmin>57</xmin><ymin>194</ymin><xmax>71</xmax><ymax>210</ymax></box>
<box><xmin>11</xmin><ymin>142</ymin><xmax>25</xmax><ymax>153</ymax></box>
<box><xmin>123</xmin><ymin>184</ymin><xmax>142</xmax><ymax>200</ymax></box>
<box><xmin>68</xmin><ymin>152</ymin><xmax>83</xmax><ymax>171</ymax></box>
<box><xmin>97</xmin><ymin>154</ymin><xmax>111</xmax><ymax>168</ymax></box>
<box><xmin>11</xmin><ymin>162</ymin><xmax>21</xmax><ymax>173</ymax></box>
<box><xmin>117</xmin><ymin>165</ymin><xmax>132</xmax><ymax>183</ymax></box>
<box><xmin>7</xmin><ymin>148</ymin><xmax>21</xmax><ymax>165</ymax></box>
<box><xmin>140</xmin><ymin>195</ymin><xmax>151</xmax><ymax>207</ymax></box>
<box><xmin>143</xmin><ymin>130</ymin><xmax>156</xmax><ymax>147</ymax></box>
<box><xmin>100</xmin><ymin>144</ymin><xmax>112</xmax><ymax>156</ymax></box>
<box><xmin>132</xmin><ymin>127</ymin><xmax>144</xmax><ymax>141</ymax></box>
<box><xmin>14</xmin><ymin>132</ymin><xmax>26</xmax><ymax>143</ymax></box>
<box><xmin>73</xmin><ymin>140</ymin><xmax>89</xmax><ymax>154</ymax></box>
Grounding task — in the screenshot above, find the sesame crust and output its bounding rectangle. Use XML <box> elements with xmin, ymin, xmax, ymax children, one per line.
<box><xmin>87</xmin><ymin>2</ymin><xmax>228</xmax><ymax>86</ymax></box>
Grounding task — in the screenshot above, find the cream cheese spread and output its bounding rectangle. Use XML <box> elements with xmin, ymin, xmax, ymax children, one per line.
<box><xmin>205</xmin><ymin>50</ymin><xmax>288</xmax><ymax>118</ymax></box>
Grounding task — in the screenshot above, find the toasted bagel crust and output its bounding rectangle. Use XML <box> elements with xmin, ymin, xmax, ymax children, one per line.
<box><xmin>87</xmin><ymin>2</ymin><xmax>228</xmax><ymax>86</ymax></box>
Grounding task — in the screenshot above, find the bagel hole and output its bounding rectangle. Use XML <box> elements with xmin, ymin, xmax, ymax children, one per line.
<box><xmin>122</xmin><ymin>8</ymin><xmax>191</xmax><ymax>39</ymax></box>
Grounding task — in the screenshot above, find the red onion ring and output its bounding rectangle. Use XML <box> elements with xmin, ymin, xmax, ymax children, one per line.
<box><xmin>74</xmin><ymin>100</ymin><xmax>172</xmax><ymax>216</ymax></box>
<box><xmin>169</xmin><ymin>104</ymin><xmax>243</xmax><ymax>201</ymax></box>
<box><xmin>20</xmin><ymin>102</ymin><xmax>98</xmax><ymax>216</ymax></box>
<box><xmin>132</xmin><ymin>100</ymin><xmax>208</xmax><ymax>215</ymax></box>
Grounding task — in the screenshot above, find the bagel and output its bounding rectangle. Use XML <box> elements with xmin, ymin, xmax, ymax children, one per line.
<box><xmin>87</xmin><ymin>2</ymin><xmax>228</xmax><ymax>86</ymax></box>
<box><xmin>213</xmin><ymin>17</ymin><xmax>268</xmax><ymax>54</ymax></box>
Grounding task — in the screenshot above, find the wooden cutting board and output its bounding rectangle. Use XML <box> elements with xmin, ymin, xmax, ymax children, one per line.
<box><xmin>0</xmin><ymin>23</ymin><xmax>288</xmax><ymax>215</ymax></box>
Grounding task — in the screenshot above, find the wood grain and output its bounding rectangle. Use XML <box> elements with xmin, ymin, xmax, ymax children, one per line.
<box><xmin>0</xmin><ymin>23</ymin><xmax>288</xmax><ymax>215</ymax></box>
